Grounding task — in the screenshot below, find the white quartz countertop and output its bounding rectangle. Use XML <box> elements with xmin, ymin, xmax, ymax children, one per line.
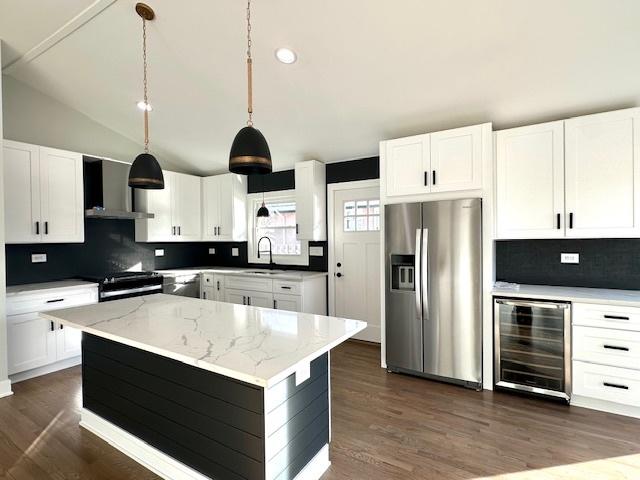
<box><xmin>492</xmin><ymin>284</ymin><xmax>640</xmax><ymax>307</ymax></box>
<box><xmin>40</xmin><ymin>293</ymin><xmax>365</xmax><ymax>388</ymax></box>
<box><xmin>6</xmin><ymin>280</ymin><xmax>98</xmax><ymax>297</ymax></box>
<box><xmin>155</xmin><ymin>266</ymin><xmax>328</xmax><ymax>281</ymax></box>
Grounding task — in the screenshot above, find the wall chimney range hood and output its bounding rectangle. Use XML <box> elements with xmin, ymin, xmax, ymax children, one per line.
<box><xmin>84</xmin><ymin>156</ymin><xmax>154</xmax><ymax>220</ymax></box>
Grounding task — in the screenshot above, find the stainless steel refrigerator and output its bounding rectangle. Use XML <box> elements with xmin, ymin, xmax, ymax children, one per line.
<box><xmin>385</xmin><ymin>198</ymin><xmax>482</xmax><ymax>389</ymax></box>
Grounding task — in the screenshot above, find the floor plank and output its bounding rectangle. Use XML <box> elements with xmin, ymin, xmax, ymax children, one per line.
<box><xmin>0</xmin><ymin>341</ymin><xmax>638</xmax><ymax>479</ymax></box>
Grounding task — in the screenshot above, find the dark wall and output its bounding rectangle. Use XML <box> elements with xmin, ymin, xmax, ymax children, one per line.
<box><xmin>496</xmin><ymin>239</ymin><xmax>640</xmax><ymax>290</ymax></box>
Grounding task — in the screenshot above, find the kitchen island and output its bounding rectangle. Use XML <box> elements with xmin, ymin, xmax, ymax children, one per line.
<box><xmin>41</xmin><ymin>294</ymin><xmax>366</xmax><ymax>480</ymax></box>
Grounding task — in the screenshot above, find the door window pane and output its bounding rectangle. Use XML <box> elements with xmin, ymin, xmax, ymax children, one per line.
<box><xmin>343</xmin><ymin>198</ymin><xmax>381</xmax><ymax>232</ymax></box>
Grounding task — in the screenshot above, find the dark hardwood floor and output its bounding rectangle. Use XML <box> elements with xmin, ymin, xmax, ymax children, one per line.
<box><xmin>0</xmin><ymin>341</ymin><xmax>639</xmax><ymax>479</ymax></box>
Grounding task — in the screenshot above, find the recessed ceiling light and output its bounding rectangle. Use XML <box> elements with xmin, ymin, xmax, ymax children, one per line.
<box><xmin>275</xmin><ymin>47</ymin><xmax>297</xmax><ymax>64</ymax></box>
<box><xmin>137</xmin><ymin>100</ymin><xmax>153</xmax><ymax>111</ymax></box>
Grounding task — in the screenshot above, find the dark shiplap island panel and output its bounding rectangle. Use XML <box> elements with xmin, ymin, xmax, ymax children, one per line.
<box><xmin>81</xmin><ymin>334</ymin><xmax>330</xmax><ymax>480</ymax></box>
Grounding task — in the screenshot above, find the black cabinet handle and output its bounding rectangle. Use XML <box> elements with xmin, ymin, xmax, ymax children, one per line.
<box><xmin>604</xmin><ymin>314</ymin><xmax>629</xmax><ymax>321</ymax></box>
<box><xmin>172</xmin><ymin>226</ymin><xmax>176</xmax><ymax>235</ymax></box>
<box><xmin>296</xmin><ymin>224</ymin><xmax>299</xmax><ymax>234</ymax></box>
<box><xmin>281</xmin><ymin>286</ymin><xmax>292</xmax><ymax>290</ymax></box>
<box><xmin>248</xmin><ymin>297</ymin><xmax>251</xmax><ymax>306</ymax></box>
<box><xmin>44</xmin><ymin>221</ymin><xmax>49</xmax><ymax>234</ymax></box>
<box><xmin>36</xmin><ymin>221</ymin><xmax>40</xmax><ymax>235</ymax></box>
<box><xmin>569</xmin><ymin>212</ymin><xmax>573</xmax><ymax>229</ymax></box>
<box><xmin>216</xmin><ymin>281</ymin><xmax>220</xmax><ymax>291</ymax></box>
<box><xmin>46</xmin><ymin>298</ymin><xmax>64</xmax><ymax>303</ymax></box>
<box><xmin>178</xmin><ymin>226</ymin><xmax>181</xmax><ymax>236</ymax></box>
<box><xmin>603</xmin><ymin>344</ymin><xmax>630</xmax><ymax>352</ymax></box>
<box><xmin>242</xmin><ymin>296</ymin><xmax>246</xmax><ymax>305</ymax></box>
<box><xmin>424</xmin><ymin>171</ymin><xmax>428</xmax><ymax>186</ymax></box>
<box><xmin>603</xmin><ymin>382</ymin><xmax>629</xmax><ymax>390</ymax></box>
<box><xmin>432</xmin><ymin>170</ymin><xmax>436</xmax><ymax>185</ymax></box>
<box><xmin>273</xmin><ymin>299</ymin><xmax>277</xmax><ymax>309</ymax></box>
<box><xmin>60</xmin><ymin>324</ymin><xmax>64</xmax><ymax>330</ymax></box>
<box><xmin>203</xmin><ymin>291</ymin><xmax>207</xmax><ymax>299</ymax></box>
<box><xmin>50</xmin><ymin>321</ymin><xmax>55</xmax><ymax>332</ymax></box>
<box><xmin>556</xmin><ymin>213</ymin><xmax>561</xmax><ymax>230</ymax></box>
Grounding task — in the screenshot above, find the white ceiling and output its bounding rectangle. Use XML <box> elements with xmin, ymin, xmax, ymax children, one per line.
<box><xmin>2</xmin><ymin>0</ymin><xmax>640</xmax><ymax>175</ymax></box>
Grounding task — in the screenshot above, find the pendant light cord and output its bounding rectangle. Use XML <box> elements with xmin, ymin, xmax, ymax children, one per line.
<box><xmin>142</xmin><ymin>17</ymin><xmax>150</xmax><ymax>153</ymax></box>
<box><xmin>246</xmin><ymin>0</ymin><xmax>253</xmax><ymax>127</ymax></box>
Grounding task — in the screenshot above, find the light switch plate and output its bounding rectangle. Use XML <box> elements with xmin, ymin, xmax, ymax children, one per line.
<box><xmin>561</xmin><ymin>253</ymin><xmax>579</xmax><ymax>264</ymax></box>
<box><xmin>232</xmin><ymin>247</ymin><xmax>239</xmax><ymax>257</ymax></box>
<box><xmin>208</xmin><ymin>248</ymin><xmax>216</xmax><ymax>255</ymax></box>
<box><xmin>309</xmin><ymin>246</ymin><xmax>324</xmax><ymax>257</ymax></box>
<box><xmin>155</xmin><ymin>249</ymin><xmax>165</xmax><ymax>257</ymax></box>
<box><xmin>31</xmin><ymin>253</ymin><xmax>47</xmax><ymax>263</ymax></box>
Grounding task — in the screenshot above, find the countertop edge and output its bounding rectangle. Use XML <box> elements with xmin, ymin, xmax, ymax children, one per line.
<box><xmin>7</xmin><ymin>281</ymin><xmax>99</xmax><ymax>297</ymax></box>
<box><xmin>491</xmin><ymin>285</ymin><xmax>640</xmax><ymax>308</ymax></box>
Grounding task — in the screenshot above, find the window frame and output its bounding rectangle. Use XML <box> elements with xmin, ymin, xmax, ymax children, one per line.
<box><xmin>247</xmin><ymin>190</ymin><xmax>310</xmax><ymax>266</ymax></box>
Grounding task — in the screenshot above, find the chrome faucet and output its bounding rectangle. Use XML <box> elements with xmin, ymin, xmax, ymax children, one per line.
<box><xmin>257</xmin><ymin>236</ymin><xmax>275</xmax><ymax>267</ymax></box>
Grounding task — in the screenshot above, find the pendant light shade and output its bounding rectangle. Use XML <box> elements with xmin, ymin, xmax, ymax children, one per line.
<box><xmin>257</xmin><ymin>203</ymin><xmax>270</xmax><ymax>217</ymax></box>
<box><xmin>229</xmin><ymin>0</ymin><xmax>272</xmax><ymax>175</ymax></box>
<box><xmin>128</xmin><ymin>2</ymin><xmax>164</xmax><ymax>190</ymax></box>
<box><xmin>129</xmin><ymin>153</ymin><xmax>164</xmax><ymax>189</ymax></box>
<box><xmin>230</xmin><ymin>126</ymin><xmax>272</xmax><ymax>175</ymax></box>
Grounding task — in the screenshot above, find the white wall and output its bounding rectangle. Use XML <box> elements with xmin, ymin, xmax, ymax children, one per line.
<box><xmin>1</xmin><ymin>74</ymin><xmax>183</xmax><ymax>171</ymax></box>
<box><xmin>0</xmin><ymin>44</ymin><xmax>12</xmax><ymax>397</ymax></box>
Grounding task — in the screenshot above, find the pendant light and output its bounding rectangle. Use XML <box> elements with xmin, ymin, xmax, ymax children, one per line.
<box><xmin>128</xmin><ymin>3</ymin><xmax>165</xmax><ymax>189</ymax></box>
<box><xmin>256</xmin><ymin>177</ymin><xmax>270</xmax><ymax>217</ymax></box>
<box><xmin>229</xmin><ymin>0</ymin><xmax>272</xmax><ymax>175</ymax></box>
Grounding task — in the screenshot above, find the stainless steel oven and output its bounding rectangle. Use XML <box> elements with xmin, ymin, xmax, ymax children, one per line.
<box><xmin>494</xmin><ymin>298</ymin><xmax>571</xmax><ymax>401</ymax></box>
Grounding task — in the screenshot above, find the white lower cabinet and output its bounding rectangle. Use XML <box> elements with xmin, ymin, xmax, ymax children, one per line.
<box><xmin>273</xmin><ymin>293</ymin><xmax>302</xmax><ymax>312</ymax></box>
<box><xmin>224</xmin><ymin>288</ymin><xmax>273</xmax><ymax>308</ymax></box>
<box><xmin>572</xmin><ymin>301</ymin><xmax>640</xmax><ymax>417</ymax></box>
<box><xmin>201</xmin><ymin>286</ymin><xmax>215</xmax><ymax>301</ymax></box>
<box><xmin>6</xmin><ymin>284</ymin><xmax>99</xmax><ymax>380</ymax></box>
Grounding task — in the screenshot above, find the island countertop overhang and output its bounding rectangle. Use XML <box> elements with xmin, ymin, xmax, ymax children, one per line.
<box><xmin>40</xmin><ymin>293</ymin><xmax>366</xmax><ymax>388</ymax></box>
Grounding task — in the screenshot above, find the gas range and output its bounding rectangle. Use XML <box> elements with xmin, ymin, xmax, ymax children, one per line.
<box><xmin>81</xmin><ymin>271</ymin><xmax>163</xmax><ymax>302</ymax></box>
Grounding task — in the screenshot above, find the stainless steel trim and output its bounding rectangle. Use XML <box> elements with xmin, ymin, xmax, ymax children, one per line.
<box><xmin>495</xmin><ymin>381</ymin><xmax>570</xmax><ymax>401</ymax></box>
<box><xmin>495</xmin><ymin>299</ymin><xmax>569</xmax><ymax>309</ymax></box>
<box><xmin>421</xmin><ymin>227</ymin><xmax>429</xmax><ymax>320</ymax></box>
<box><xmin>85</xmin><ymin>208</ymin><xmax>154</xmax><ymax>220</ymax></box>
<box><xmin>414</xmin><ymin>229</ymin><xmax>421</xmax><ymax>316</ymax></box>
<box><xmin>100</xmin><ymin>284</ymin><xmax>162</xmax><ymax>299</ymax></box>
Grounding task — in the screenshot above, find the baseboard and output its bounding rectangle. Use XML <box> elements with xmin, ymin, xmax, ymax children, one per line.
<box><xmin>571</xmin><ymin>395</ymin><xmax>640</xmax><ymax>419</ymax></box>
<box><xmin>9</xmin><ymin>356</ymin><xmax>81</xmax><ymax>384</ymax></box>
<box><xmin>0</xmin><ymin>379</ymin><xmax>13</xmax><ymax>399</ymax></box>
<box><xmin>81</xmin><ymin>409</ymin><xmax>331</xmax><ymax>480</ymax></box>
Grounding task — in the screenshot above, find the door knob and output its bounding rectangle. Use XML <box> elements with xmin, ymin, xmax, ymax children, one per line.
<box><xmin>337</xmin><ymin>262</ymin><xmax>342</xmax><ymax>267</ymax></box>
<box><xmin>336</xmin><ymin>273</ymin><xmax>343</xmax><ymax>278</ymax></box>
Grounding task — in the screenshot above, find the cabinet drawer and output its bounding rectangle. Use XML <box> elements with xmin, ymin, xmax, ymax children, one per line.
<box><xmin>273</xmin><ymin>280</ymin><xmax>301</xmax><ymax>295</ymax></box>
<box><xmin>573</xmin><ymin>326</ymin><xmax>640</xmax><ymax>369</ymax></box>
<box><xmin>573</xmin><ymin>303</ymin><xmax>640</xmax><ymax>331</ymax></box>
<box><xmin>7</xmin><ymin>288</ymin><xmax>98</xmax><ymax>316</ymax></box>
<box><xmin>573</xmin><ymin>361</ymin><xmax>640</xmax><ymax>407</ymax></box>
<box><xmin>225</xmin><ymin>275</ymin><xmax>273</xmax><ymax>293</ymax></box>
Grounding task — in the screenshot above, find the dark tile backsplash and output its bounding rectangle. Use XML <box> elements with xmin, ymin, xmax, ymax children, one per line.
<box><xmin>496</xmin><ymin>239</ymin><xmax>640</xmax><ymax>290</ymax></box>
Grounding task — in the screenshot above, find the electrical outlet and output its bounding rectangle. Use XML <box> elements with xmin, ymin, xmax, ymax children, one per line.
<box><xmin>31</xmin><ymin>253</ymin><xmax>47</xmax><ymax>263</ymax></box>
<box><xmin>209</xmin><ymin>248</ymin><xmax>216</xmax><ymax>255</ymax></box>
<box><xmin>155</xmin><ymin>249</ymin><xmax>165</xmax><ymax>257</ymax></box>
<box><xmin>561</xmin><ymin>253</ymin><xmax>579</xmax><ymax>264</ymax></box>
<box><xmin>309</xmin><ymin>246</ymin><xmax>324</xmax><ymax>257</ymax></box>
<box><xmin>232</xmin><ymin>247</ymin><xmax>239</xmax><ymax>257</ymax></box>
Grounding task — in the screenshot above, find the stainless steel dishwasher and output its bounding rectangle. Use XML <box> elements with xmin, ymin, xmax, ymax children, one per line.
<box><xmin>162</xmin><ymin>273</ymin><xmax>201</xmax><ymax>298</ymax></box>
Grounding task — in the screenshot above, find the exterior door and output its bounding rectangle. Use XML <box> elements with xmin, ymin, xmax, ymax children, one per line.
<box><xmin>332</xmin><ymin>185</ymin><xmax>381</xmax><ymax>342</ymax></box>
<box><xmin>384</xmin><ymin>135</ymin><xmax>431</xmax><ymax>197</ymax></box>
<box><xmin>565</xmin><ymin>108</ymin><xmax>640</xmax><ymax>237</ymax></box>
<box><xmin>430</xmin><ymin>124</ymin><xmax>482</xmax><ymax>193</ymax></box>
<box><xmin>3</xmin><ymin>141</ymin><xmax>41</xmax><ymax>243</ymax></box>
<box><xmin>496</xmin><ymin>121</ymin><xmax>565</xmax><ymax>239</ymax></box>
<box><xmin>39</xmin><ymin>147</ymin><xmax>84</xmax><ymax>243</ymax></box>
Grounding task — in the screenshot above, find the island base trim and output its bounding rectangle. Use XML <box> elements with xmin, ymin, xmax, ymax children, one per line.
<box><xmin>81</xmin><ymin>409</ymin><xmax>331</xmax><ymax>480</ymax></box>
<box><xmin>80</xmin><ymin>408</ymin><xmax>210</xmax><ymax>480</ymax></box>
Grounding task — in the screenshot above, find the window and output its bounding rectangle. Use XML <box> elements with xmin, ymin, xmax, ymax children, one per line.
<box><xmin>255</xmin><ymin>201</ymin><xmax>301</xmax><ymax>255</ymax></box>
<box><xmin>344</xmin><ymin>199</ymin><xmax>380</xmax><ymax>232</ymax></box>
<box><xmin>248</xmin><ymin>190</ymin><xmax>309</xmax><ymax>266</ymax></box>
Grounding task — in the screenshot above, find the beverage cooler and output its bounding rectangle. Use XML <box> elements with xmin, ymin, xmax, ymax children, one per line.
<box><xmin>494</xmin><ymin>298</ymin><xmax>571</xmax><ymax>401</ymax></box>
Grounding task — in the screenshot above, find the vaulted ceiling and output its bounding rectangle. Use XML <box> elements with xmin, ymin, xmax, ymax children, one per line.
<box><xmin>2</xmin><ymin>0</ymin><xmax>640</xmax><ymax>175</ymax></box>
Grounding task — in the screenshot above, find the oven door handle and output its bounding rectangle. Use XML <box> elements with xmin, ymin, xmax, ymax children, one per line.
<box><xmin>100</xmin><ymin>284</ymin><xmax>162</xmax><ymax>299</ymax></box>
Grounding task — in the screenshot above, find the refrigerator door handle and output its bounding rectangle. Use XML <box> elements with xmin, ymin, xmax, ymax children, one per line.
<box><xmin>415</xmin><ymin>229</ymin><xmax>421</xmax><ymax>315</ymax></box>
<box><xmin>422</xmin><ymin>228</ymin><xmax>429</xmax><ymax>314</ymax></box>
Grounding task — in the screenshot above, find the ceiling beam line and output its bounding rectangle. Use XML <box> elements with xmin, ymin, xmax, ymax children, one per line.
<box><xmin>2</xmin><ymin>0</ymin><xmax>117</xmax><ymax>75</ymax></box>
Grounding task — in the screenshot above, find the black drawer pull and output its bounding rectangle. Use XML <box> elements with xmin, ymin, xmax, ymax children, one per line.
<box><xmin>603</xmin><ymin>382</ymin><xmax>629</xmax><ymax>390</ymax></box>
<box><xmin>281</xmin><ymin>286</ymin><xmax>292</xmax><ymax>290</ymax></box>
<box><xmin>46</xmin><ymin>298</ymin><xmax>64</xmax><ymax>303</ymax></box>
<box><xmin>603</xmin><ymin>345</ymin><xmax>630</xmax><ymax>352</ymax></box>
<box><xmin>604</xmin><ymin>315</ymin><xmax>629</xmax><ymax>321</ymax></box>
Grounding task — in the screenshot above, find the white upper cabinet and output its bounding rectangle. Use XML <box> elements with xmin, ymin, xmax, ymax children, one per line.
<box><xmin>564</xmin><ymin>108</ymin><xmax>640</xmax><ymax>238</ymax></box>
<box><xmin>3</xmin><ymin>141</ymin><xmax>84</xmax><ymax>244</ymax></box>
<box><xmin>430</xmin><ymin>124</ymin><xmax>483</xmax><ymax>193</ymax></box>
<box><xmin>496</xmin><ymin>121</ymin><xmax>565</xmax><ymax>239</ymax></box>
<box><xmin>295</xmin><ymin>160</ymin><xmax>326</xmax><ymax>241</ymax></box>
<box><xmin>202</xmin><ymin>173</ymin><xmax>247</xmax><ymax>241</ymax></box>
<box><xmin>383</xmin><ymin>135</ymin><xmax>430</xmax><ymax>197</ymax></box>
<box><xmin>135</xmin><ymin>171</ymin><xmax>202</xmax><ymax>242</ymax></box>
<box><xmin>381</xmin><ymin>123</ymin><xmax>488</xmax><ymax>198</ymax></box>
